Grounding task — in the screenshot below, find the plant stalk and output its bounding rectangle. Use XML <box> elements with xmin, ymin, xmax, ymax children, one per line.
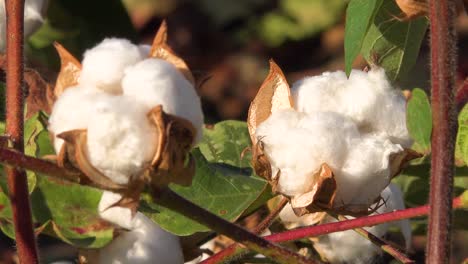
<box><xmin>201</xmin><ymin>197</ymin><xmax>288</xmax><ymax>264</ymax></box>
<box><xmin>336</xmin><ymin>215</ymin><xmax>414</xmax><ymax>264</ymax></box>
<box><xmin>427</xmin><ymin>0</ymin><xmax>458</xmax><ymax>263</ymax></box>
<box><xmin>4</xmin><ymin>0</ymin><xmax>39</xmax><ymax>262</ymax></box>
<box><xmin>203</xmin><ymin>196</ymin><xmax>464</xmax><ymax>262</ymax></box>
<box><xmin>151</xmin><ymin>186</ymin><xmax>315</xmax><ymax>264</ymax></box>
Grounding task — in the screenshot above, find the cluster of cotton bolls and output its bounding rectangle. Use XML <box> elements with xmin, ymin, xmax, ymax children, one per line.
<box><xmin>48</xmin><ymin>38</ymin><xmax>204</xmax><ymax>185</ymax></box>
<box><xmin>256</xmin><ymin>68</ymin><xmax>412</xmax><ymax>208</ymax></box>
<box><xmin>0</xmin><ymin>0</ymin><xmax>47</xmax><ymax>51</ymax></box>
<box><xmin>48</xmin><ymin>38</ymin><xmax>204</xmax><ymax>263</ymax></box>
<box><xmin>280</xmin><ymin>184</ymin><xmax>412</xmax><ymax>264</ymax></box>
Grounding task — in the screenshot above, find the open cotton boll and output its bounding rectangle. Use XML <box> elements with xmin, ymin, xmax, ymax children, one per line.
<box><xmin>86</xmin><ymin>96</ymin><xmax>158</xmax><ymax>185</ymax></box>
<box><xmin>313</xmin><ymin>183</ymin><xmax>410</xmax><ymax>264</ymax></box>
<box><xmin>122</xmin><ymin>58</ymin><xmax>204</xmax><ymax>143</ymax></box>
<box><xmin>99</xmin><ymin>191</ymin><xmax>136</xmax><ymax>230</ymax></box>
<box><xmin>256</xmin><ymin>109</ymin><xmax>359</xmax><ymax>197</ymax></box>
<box><xmin>334</xmin><ymin>135</ymin><xmax>403</xmax><ymax>207</ymax></box>
<box><xmin>139</xmin><ymin>44</ymin><xmax>151</xmax><ymax>57</ymax></box>
<box><xmin>98</xmin><ymin>192</ymin><xmax>184</xmax><ymax>264</ymax></box>
<box><xmin>80</xmin><ymin>38</ymin><xmax>145</xmax><ymax>94</ymax></box>
<box><xmin>0</xmin><ymin>0</ymin><xmax>46</xmax><ymax>51</ymax></box>
<box><xmin>291</xmin><ymin>68</ymin><xmax>411</xmax><ymax>146</ymax></box>
<box><xmin>48</xmin><ymin>86</ymin><xmax>104</xmax><ymax>153</ymax></box>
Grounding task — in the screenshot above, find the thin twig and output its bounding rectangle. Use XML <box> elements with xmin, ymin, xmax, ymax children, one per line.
<box><xmin>336</xmin><ymin>215</ymin><xmax>414</xmax><ymax>264</ymax></box>
<box><xmin>4</xmin><ymin>0</ymin><xmax>39</xmax><ymax>262</ymax></box>
<box><xmin>427</xmin><ymin>0</ymin><xmax>458</xmax><ymax>263</ymax></box>
<box><xmin>151</xmin><ymin>187</ymin><xmax>315</xmax><ymax>264</ymax></box>
<box><xmin>203</xmin><ymin>196</ymin><xmax>465</xmax><ymax>262</ymax></box>
<box><xmin>201</xmin><ymin>197</ymin><xmax>289</xmax><ymax>264</ymax></box>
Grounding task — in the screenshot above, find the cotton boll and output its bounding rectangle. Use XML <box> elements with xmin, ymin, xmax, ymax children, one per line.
<box><xmin>139</xmin><ymin>44</ymin><xmax>151</xmax><ymax>57</ymax></box>
<box><xmin>0</xmin><ymin>0</ymin><xmax>46</xmax><ymax>51</ymax></box>
<box><xmin>122</xmin><ymin>58</ymin><xmax>204</xmax><ymax>143</ymax></box>
<box><xmin>313</xmin><ymin>184</ymin><xmax>410</xmax><ymax>264</ymax></box>
<box><xmin>334</xmin><ymin>135</ymin><xmax>403</xmax><ymax>207</ymax></box>
<box><xmin>80</xmin><ymin>38</ymin><xmax>144</xmax><ymax>94</ymax></box>
<box><xmin>256</xmin><ymin>109</ymin><xmax>359</xmax><ymax>197</ymax></box>
<box><xmin>86</xmin><ymin>96</ymin><xmax>158</xmax><ymax>185</ymax></box>
<box><xmin>291</xmin><ymin>71</ymin><xmax>347</xmax><ymax>115</ymax></box>
<box><xmin>48</xmin><ymin>86</ymin><xmax>103</xmax><ymax>153</ymax></box>
<box><xmin>98</xmin><ymin>191</ymin><xmax>136</xmax><ymax>230</ymax></box>
<box><xmin>98</xmin><ymin>192</ymin><xmax>184</xmax><ymax>264</ymax></box>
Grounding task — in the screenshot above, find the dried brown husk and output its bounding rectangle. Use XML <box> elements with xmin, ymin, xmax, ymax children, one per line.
<box><xmin>53</xmin><ymin>42</ymin><xmax>82</xmax><ymax>99</ymax></box>
<box><xmin>247</xmin><ymin>60</ymin><xmax>294</xmax><ymax>146</ymax></box>
<box><xmin>149</xmin><ymin>20</ymin><xmax>195</xmax><ymax>85</ymax></box>
<box><xmin>291</xmin><ymin>164</ymin><xmax>337</xmax><ymax>216</ymax></box>
<box><xmin>395</xmin><ymin>0</ymin><xmax>428</xmax><ymax>21</ymax></box>
<box><xmin>146</xmin><ymin>105</ymin><xmax>196</xmax><ymax>188</ymax></box>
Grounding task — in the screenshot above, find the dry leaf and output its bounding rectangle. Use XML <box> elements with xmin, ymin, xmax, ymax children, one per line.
<box><xmin>149</xmin><ymin>20</ymin><xmax>195</xmax><ymax>85</ymax></box>
<box><xmin>147</xmin><ymin>105</ymin><xmax>196</xmax><ymax>187</ymax></box>
<box><xmin>291</xmin><ymin>163</ymin><xmax>337</xmax><ymax>216</ymax></box>
<box><xmin>53</xmin><ymin>42</ymin><xmax>82</xmax><ymax>99</ymax></box>
<box><xmin>395</xmin><ymin>0</ymin><xmax>428</xmax><ymax>20</ymax></box>
<box><xmin>24</xmin><ymin>68</ymin><xmax>54</xmax><ymax>117</ymax></box>
<box><xmin>247</xmin><ymin>60</ymin><xmax>293</xmax><ymax>145</ymax></box>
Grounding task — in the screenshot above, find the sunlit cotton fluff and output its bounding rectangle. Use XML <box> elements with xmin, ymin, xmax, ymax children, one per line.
<box><xmin>255</xmin><ymin>109</ymin><xmax>359</xmax><ymax>197</ymax></box>
<box><xmin>122</xmin><ymin>58</ymin><xmax>204</xmax><ymax>143</ymax></box>
<box><xmin>280</xmin><ymin>184</ymin><xmax>411</xmax><ymax>264</ymax></box>
<box><xmin>291</xmin><ymin>68</ymin><xmax>412</xmax><ymax>147</ymax></box>
<box><xmin>314</xmin><ymin>184</ymin><xmax>411</xmax><ymax>264</ymax></box>
<box><xmin>0</xmin><ymin>0</ymin><xmax>46</xmax><ymax>51</ymax></box>
<box><xmin>48</xmin><ymin>86</ymin><xmax>104</xmax><ymax>153</ymax></box>
<box><xmin>334</xmin><ymin>134</ymin><xmax>403</xmax><ymax>207</ymax></box>
<box><xmin>86</xmin><ymin>96</ymin><xmax>158</xmax><ymax>185</ymax></box>
<box><xmin>79</xmin><ymin>38</ymin><xmax>146</xmax><ymax>94</ymax></box>
<box><xmin>98</xmin><ymin>192</ymin><xmax>184</xmax><ymax>264</ymax></box>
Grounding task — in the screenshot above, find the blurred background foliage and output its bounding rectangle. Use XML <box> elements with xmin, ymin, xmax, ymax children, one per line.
<box><xmin>0</xmin><ymin>0</ymin><xmax>467</xmax><ymax>262</ymax></box>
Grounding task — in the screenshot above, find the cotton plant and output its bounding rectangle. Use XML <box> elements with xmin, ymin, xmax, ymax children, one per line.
<box><xmin>47</xmin><ymin>22</ymin><xmax>203</xmax><ymax>263</ymax></box>
<box><xmin>248</xmin><ymin>61</ymin><xmax>419</xmax><ymax>217</ymax></box>
<box><xmin>279</xmin><ymin>183</ymin><xmax>412</xmax><ymax>264</ymax></box>
<box><xmin>0</xmin><ymin>0</ymin><xmax>47</xmax><ymax>51</ymax></box>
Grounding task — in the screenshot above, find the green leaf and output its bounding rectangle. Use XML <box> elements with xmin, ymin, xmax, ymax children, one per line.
<box><xmin>360</xmin><ymin>0</ymin><xmax>428</xmax><ymax>81</ymax></box>
<box><xmin>141</xmin><ymin>148</ymin><xmax>268</xmax><ymax>236</ymax></box>
<box><xmin>199</xmin><ymin>120</ymin><xmax>252</xmax><ymax>168</ymax></box>
<box><xmin>456</xmin><ymin>104</ymin><xmax>468</xmax><ymax>165</ymax></box>
<box><xmin>0</xmin><ymin>175</ymin><xmax>113</xmax><ymax>248</ymax></box>
<box><xmin>344</xmin><ymin>0</ymin><xmax>383</xmax><ymax>75</ymax></box>
<box><xmin>406</xmin><ymin>88</ymin><xmax>432</xmax><ymax>153</ymax></box>
<box><xmin>257</xmin><ymin>0</ymin><xmax>346</xmax><ymax>46</ymax></box>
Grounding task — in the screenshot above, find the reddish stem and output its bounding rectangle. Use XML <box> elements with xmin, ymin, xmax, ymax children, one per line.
<box><xmin>204</xmin><ymin>197</ymin><xmax>464</xmax><ymax>263</ymax></box>
<box><xmin>456</xmin><ymin>79</ymin><xmax>468</xmax><ymax>112</ymax></box>
<box><xmin>4</xmin><ymin>0</ymin><xmax>39</xmax><ymax>262</ymax></box>
<box><xmin>427</xmin><ymin>0</ymin><xmax>458</xmax><ymax>263</ymax></box>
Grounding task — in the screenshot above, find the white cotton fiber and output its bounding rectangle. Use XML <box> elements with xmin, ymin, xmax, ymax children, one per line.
<box><xmin>48</xmin><ymin>86</ymin><xmax>103</xmax><ymax>153</ymax></box>
<box><xmin>334</xmin><ymin>134</ymin><xmax>403</xmax><ymax>207</ymax></box>
<box><xmin>98</xmin><ymin>191</ymin><xmax>136</xmax><ymax>230</ymax></box>
<box><xmin>291</xmin><ymin>67</ymin><xmax>411</xmax><ymax>146</ymax></box>
<box><xmin>122</xmin><ymin>58</ymin><xmax>204</xmax><ymax>143</ymax></box>
<box><xmin>0</xmin><ymin>0</ymin><xmax>46</xmax><ymax>51</ymax></box>
<box><xmin>98</xmin><ymin>192</ymin><xmax>184</xmax><ymax>264</ymax></box>
<box><xmin>305</xmin><ymin>183</ymin><xmax>411</xmax><ymax>264</ymax></box>
<box><xmin>256</xmin><ymin>109</ymin><xmax>359</xmax><ymax>197</ymax></box>
<box><xmin>86</xmin><ymin>96</ymin><xmax>158</xmax><ymax>185</ymax></box>
<box><xmin>80</xmin><ymin>38</ymin><xmax>145</xmax><ymax>94</ymax></box>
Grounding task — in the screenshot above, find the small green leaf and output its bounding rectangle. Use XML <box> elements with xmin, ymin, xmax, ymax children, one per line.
<box><xmin>406</xmin><ymin>88</ymin><xmax>432</xmax><ymax>153</ymax></box>
<box><xmin>344</xmin><ymin>0</ymin><xmax>383</xmax><ymax>75</ymax></box>
<box><xmin>141</xmin><ymin>148</ymin><xmax>268</xmax><ymax>236</ymax></box>
<box><xmin>456</xmin><ymin>104</ymin><xmax>468</xmax><ymax>165</ymax></box>
<box><xmin>461</xmin><ymin>190</ymin><xmax>468</xmax><ymax>208</ymax></box>
<box><xmin>199</xmin><ymin>120</ymin><xmax>252</xmax><ymax>168</ymax></box>
<box><xmin>361</xmin><ymin>0</ymin><xmax>428</xmax><ymax>81</ymax></box>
